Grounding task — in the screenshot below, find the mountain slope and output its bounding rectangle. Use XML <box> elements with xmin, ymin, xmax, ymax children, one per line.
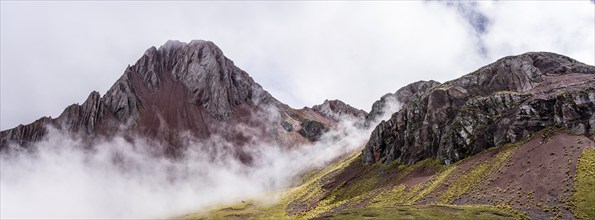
<box><xmin>0</xmin><ymin>40</ymin><xmax>367</xmax><ymax>155</ymax></box>
<box><xmin>185</xmin><ymin>52</ymin><xmax>595</xmax><ymax>220</ymax></box>
<box><xmin>188</xmin><ymin>111</ymin><xmax>593</xmax><ymax>220</ymax></box>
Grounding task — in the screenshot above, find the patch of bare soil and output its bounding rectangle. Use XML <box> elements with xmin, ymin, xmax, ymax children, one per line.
<box><xmin>401</xmin><ymin>164</ymin><xmax>439</xmax><ymax>188</ymax></box>
<box><xmin>218</xmin><ymin>204</ymin><xmax>254</xmax><ymax>212</ymax></box>
<box><xmin>222</xmin><ymin>213</ymin><xmax>255</xmax><ymax>220</ymax></box>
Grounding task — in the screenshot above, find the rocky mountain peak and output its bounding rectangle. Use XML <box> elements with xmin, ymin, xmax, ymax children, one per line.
<box><xmin>114</xmin><ymin>40</ymin><xmax>270</xmax><ymax>120</ymax></box>
<box><xmin>443</xmin><ymin>51</ymin><xmax>595</xmax><ymax>97</ymax></box>
<box><xmin>363</xmin><ymin>52</ymin><xmax>595</xmax><ymax>166</ymax></box>
<box><xmin>0</xmin><ymin>40</ymin><xmax>341</xmax><ymax>152</ymax></box>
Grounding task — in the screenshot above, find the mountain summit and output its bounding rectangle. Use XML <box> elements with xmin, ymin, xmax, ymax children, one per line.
<box><xmin>0</xmin><ymin>40</ymin><xmax>367</xmax><ymax>153</ymax></box>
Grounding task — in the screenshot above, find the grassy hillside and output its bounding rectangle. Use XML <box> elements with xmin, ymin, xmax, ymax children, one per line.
<box><xmin>313</xmin><ymin>205</ymin><xmax>517</xmax><ymax>220</ymax></box>
<box><xmin>184</xmin><ymin>130</ymin><xmax>594</xmax><ymax>219</ymax></box>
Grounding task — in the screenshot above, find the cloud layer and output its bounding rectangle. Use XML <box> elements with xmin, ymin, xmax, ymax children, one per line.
<box><xmin>0</xmin><ymin>126</ymin><xmax>325</xmax><ymax>218</ymax></box>
<box><xmin>0</xmin><ymin>97</ymin><xmax>402</xmax><ymax>219</ymax></box>
<box><xmin>1</xmin><ymin>1</ymin><xmax>593</xmax><ymax>131</ymax></box>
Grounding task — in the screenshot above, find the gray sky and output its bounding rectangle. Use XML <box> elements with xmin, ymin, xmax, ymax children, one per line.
<box><xmin>1</xmin><ymin>1</ymin><xmax>594</xmax><ymax>130</ymax></box>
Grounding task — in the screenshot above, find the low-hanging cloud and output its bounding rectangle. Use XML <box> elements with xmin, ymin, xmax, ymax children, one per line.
<box><xmin>0</xmin><ymin>98</ymin><xmax>401</xmax><ymax>219</ymax></box>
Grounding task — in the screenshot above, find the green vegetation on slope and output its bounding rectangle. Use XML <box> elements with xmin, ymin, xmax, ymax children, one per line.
<box><xmin>186</xmin><ymin>145</ymin><xmax>525</xmax><ymax>219</ymax></box>
<box><xmin>185</xmin><ymin>144</ymin><xmax>524</xmax><ymax>219</ymax></box>
<box><xmin>302</xmin><ymin>157</ymin><xmax>450</xmax><ymax>217</ymax></box>
<box><xmin>283</xmin><ymin>151</ymin><xmax>366</xmax><ymax>219</ymax></box>
<box><xmin>190</xmin><ymin>204</ymin><xmax>519</xmax><ymax>220</ymax></box>
<box><xmin>316</xmin><ymin>205</ymin><xmax>517</xmax><ymax>220</ymax></box>
<box><xmin>369</xmin><ymin>159</ymin><xmax>452</xmax><ymax>207</ymax></box>
<box><xmin>199</xmin><ymin>202</ymin><xmax>259</xmax><ymax>219</ymax></box>
<box><xmin>573</xmin><ymin>147</ymin><xmax>595</xmax><ymax>220</ymax></box>
<box><xmin>440</xmin><ymin>142</ymin><xmax>517</xmax><ymax>203</ymax></box>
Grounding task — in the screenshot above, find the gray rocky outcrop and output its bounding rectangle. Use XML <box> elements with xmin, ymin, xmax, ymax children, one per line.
<box><xmin>363</xmin><ymin>52</ymin><xmax>595</xmax><ymax>165</ymax></box>
<box><xmin>55</xmin><ymin>91</ymin><xmax>111</xmax><ymax>135</ymax></box>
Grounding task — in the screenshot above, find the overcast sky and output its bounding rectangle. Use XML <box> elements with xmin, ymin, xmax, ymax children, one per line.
<box><xmin>1</xmin><ymin>1</ymin><xmax>594</xmax><ymax>130</ymax></box>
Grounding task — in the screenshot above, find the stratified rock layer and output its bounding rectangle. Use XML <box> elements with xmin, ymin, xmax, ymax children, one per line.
<box><xmin>363</xmin><ymin>52</ymin><xmax>595</xmax><ymax>165</ymax></box>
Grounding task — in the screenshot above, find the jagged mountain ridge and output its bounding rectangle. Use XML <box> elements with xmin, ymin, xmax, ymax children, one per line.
<box><xmin>363</xmin><ymin>52</ymin><xmax>595</xmax><ymax>165</ymax></box>
<box><xmin>0</xmin><ymin>40</ymin><xmax>367</xmax><ymax>152</ymax></box>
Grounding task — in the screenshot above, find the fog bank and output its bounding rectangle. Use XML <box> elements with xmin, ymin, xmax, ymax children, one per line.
<box><xmin>0</xmin><ymin>101</ymin><xmax>399</xmax><ymax>219</ymax></box>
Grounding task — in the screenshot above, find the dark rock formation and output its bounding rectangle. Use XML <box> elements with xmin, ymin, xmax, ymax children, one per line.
<box><xmin>281</xmin><ymin>121</ymin><xmax>294</xmax><ymax>132</ymax></box>
<box><xmin>311</xmin><ymin>99</ymin><xmax>367</xmax><ymax>122</ymax></box>
<box><xmin>298</xmin><ymin>120</ymin><xmax>329</xmax><ymax>141</ymax></box>
<box><xmin>55</xmin><ymin>91</ymin><xmax>115</xmax><ymax>135</ymax></box>
<box><xmin>363</xmin><ymin>52</ymin><xmax>595</xmax><ymax>165</ymax></box>
<box><xmin>0</xmin><ymin>40</ymin><xmax>344</xmax><ymax>153</ymax></box>
<box><xmin>0</xmin><ymin>117</ymin><xmax>52</xmax><ymax>150</ymax></box>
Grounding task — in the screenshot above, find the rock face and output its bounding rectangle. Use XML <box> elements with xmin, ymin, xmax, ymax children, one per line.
<box><xmin>298</xmin><ymin>120</ymin><xmax>329</xmax><ymax>141</ymax></box>
<box><xmin>0</xmin><ymin>40</ymin><xmax>344</xmax><ymax>152</ymax></box>
<box><xmin>363</xmin><ymin>52</ymin><xmax>595</xmax><ymax>165</ymax></box>
<box><xmin>364</xmin><ymin>80</ymin><xmax>440</xmax><ymax>127</ymax></box>
<box><xmin>311</xmin><ymin>99</ymin><xmax>367</xmax><ymax>122</ymax></box>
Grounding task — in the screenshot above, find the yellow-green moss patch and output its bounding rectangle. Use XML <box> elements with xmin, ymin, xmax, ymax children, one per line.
<box><xmin>439</xmin><ymin>142</ymin><xmax>518</xmax><ymax>204</ymax></box>
<box><xmin>573</xmin><ymin>147</ymin><xmax>595</xmax><ymax>220</ymax></box>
